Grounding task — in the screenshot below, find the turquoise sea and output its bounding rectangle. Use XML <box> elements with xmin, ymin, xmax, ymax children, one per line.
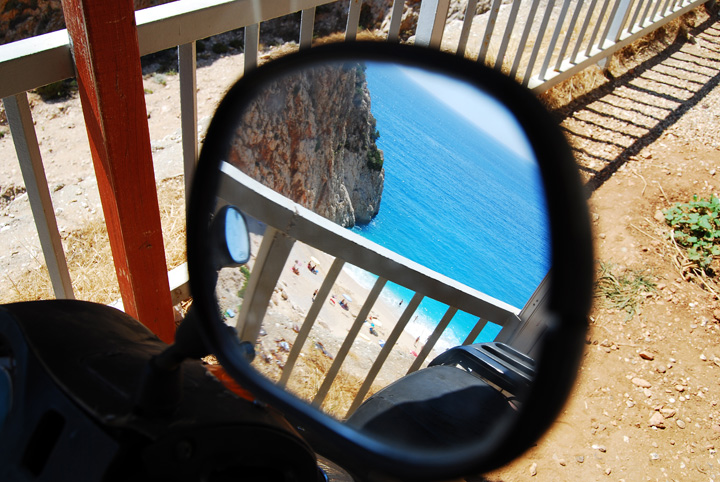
<box><xmin>346</xmin><ymin>62</ymin><xmax>551</xmax><ymax>349</ymax></box>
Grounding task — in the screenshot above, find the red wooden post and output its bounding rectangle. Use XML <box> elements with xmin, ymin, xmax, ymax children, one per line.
<box><xmin>62</xmin><ymin>0</ymin><xmax>175</xmax><ymax>342</ymax></box>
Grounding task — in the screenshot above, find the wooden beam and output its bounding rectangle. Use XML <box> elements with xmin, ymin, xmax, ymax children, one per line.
<box><xmin>62</xmin><ymin>0</ymin><xmax>175</xmax><ymax>342</ymax></box>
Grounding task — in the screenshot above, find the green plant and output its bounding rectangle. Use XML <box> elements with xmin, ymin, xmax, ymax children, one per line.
<box><xmin>212</xmin><ymin>43</ymin><xmax>229</xmax><ymax>54</ymax></box>
<box><xmin>366</xmin><ymin>149</ymin><xmax>383</xmax><ymax>172</ymax></box>
<box><xmin>143</xmin><ymin>88</ymin><xmax>153</xmax><ymax>95</ymax></box>
<box><xmin>237</xmin><ymin>265</ymin><xmax>251</xmax><ymax>299</ymax></box>
<box><xmin>595</xmin><ymin>262</ymin><xmax>656</xmax><ymax>320</ymax></box>
<box><xmin>152</xmin><ymin>73</ymin><xmax>167</xmax><ymax>86</ymax></box>
<box><xmin>664</xmin><ymin>194</ymin><xmax>720</xmax><ymax>271</ymax></box>
<box><xmin>35</xmin><ymin>79</ymin><xmax>78</xmax><ymax>101</ymax></box>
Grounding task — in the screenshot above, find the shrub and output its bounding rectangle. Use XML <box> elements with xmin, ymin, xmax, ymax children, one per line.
<box><xmin>367</xmin><ymin>149</ymin><xmax>383</xmax><ymax>171</ymax></box>
<box><xmin>212</xmin><ymin>42</ymin><xmax>229</xmax><ymax>54</ymax></box>
<box><xmin>35</xmin><ymin>79</ymin><xmax>77</xmax><ymax>101</ymax></box>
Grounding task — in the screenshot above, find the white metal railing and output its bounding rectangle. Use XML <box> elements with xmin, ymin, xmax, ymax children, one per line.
<box><xmin>217</xmin><ymin>162</ymin><xmax>523</xmax><ymax>415</ymax></box>
<box><xmin>0</xmin><ymin>0</ymin><xmax>707</xmax><ymax>328</ymax></box>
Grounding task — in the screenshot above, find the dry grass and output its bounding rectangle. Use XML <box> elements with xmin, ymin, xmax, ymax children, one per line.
<box><xmin>539</xmin><ymin>10</ymin><xmax>704</xmax><ymax>110</ymax></box>
<box><xmin>252</xmin><ymin>342</ymin><xmax>381</xmax><ymax>420</ymax></box>
<box><xmin>1</xmin><ymin>175</ymin><xmax>187</xmax><ymax>305</ymax></box>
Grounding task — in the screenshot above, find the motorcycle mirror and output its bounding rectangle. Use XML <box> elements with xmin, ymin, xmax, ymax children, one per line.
<box><xmin>211</xmin><ymin>205</ymin><xmax>251</xmax><ymax>269</ymax></box>
<box><xmin>187</xmin><ymin>42</ymin><xmax>593</xmax><ymax>481</ymax></box>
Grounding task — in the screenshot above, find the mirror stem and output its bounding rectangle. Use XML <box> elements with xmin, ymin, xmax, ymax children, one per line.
<box><xmin>134</xmin><ymin>308</ymin><xmax>209</xmax><ymax>417</ymax></box>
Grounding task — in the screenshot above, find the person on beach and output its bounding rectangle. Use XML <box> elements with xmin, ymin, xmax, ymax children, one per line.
<box><xmin>312</xmin><ymin>289</ymin><xmax>318</xmax><ymax>302</ymax></box>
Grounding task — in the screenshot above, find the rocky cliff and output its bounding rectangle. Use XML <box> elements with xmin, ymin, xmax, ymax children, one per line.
<box><xmin>228</xmin><ymin>63</ymin><xmax>384</xmax><ymax>228</ymax></box>
<box><xmin>0</xmin><ymin>0</ymin><xmax>171</xmax><ymax>45</ymax></box>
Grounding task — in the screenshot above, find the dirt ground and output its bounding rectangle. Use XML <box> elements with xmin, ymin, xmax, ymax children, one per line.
<box><xmin>3</xmin><ymin>7</ymin><xmax>720</xmax><ymax>482</ymax></box>
<box><xmin>483</xmin><ymin>10</ymin><xmax>720</xmax><ymax>482</ymax></box>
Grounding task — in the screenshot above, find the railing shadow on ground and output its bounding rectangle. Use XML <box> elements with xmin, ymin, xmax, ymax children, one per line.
<box><xmin>549</xmin><ymin>12</ymin><xmax>720</xmax><ymax>194</ymax></box>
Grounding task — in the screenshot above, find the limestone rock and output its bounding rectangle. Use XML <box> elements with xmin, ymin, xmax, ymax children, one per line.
<box><xmin>229</xmin><ymin>63</ymin><xmax>384</xmax><ymax>228</ymax></box>
<box><xmin>632</xmin><ymin>377</ymin><xmax>652</xmax><ymax>388</ymax></box>
<box><xmin>649</xmin><ymin>411</ymin><xmax>665</xmax><ymax>428</ymax></box>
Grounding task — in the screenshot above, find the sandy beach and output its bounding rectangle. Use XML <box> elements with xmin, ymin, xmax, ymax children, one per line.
<box><xmin>215</xmin><ymin>224</ymin><xmax>435</xmax><ymax>416</ymax></box>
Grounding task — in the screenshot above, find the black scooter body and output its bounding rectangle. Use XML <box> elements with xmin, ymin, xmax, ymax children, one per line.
<box><xmin>0</xmin><ymin>300</ymin><xmax>319</xmax><ymax>481</ymax></box>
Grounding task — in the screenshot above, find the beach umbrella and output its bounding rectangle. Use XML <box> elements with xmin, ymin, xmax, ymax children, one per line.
<box><xmin>310</xmin><ymin>256</ymin><xmax>320</xmax><ymax>265</ymax></box>
<box><xmin>342</xmin><ymin>294</ymin><xmax>352</xmax><ymax>303</ymax></box>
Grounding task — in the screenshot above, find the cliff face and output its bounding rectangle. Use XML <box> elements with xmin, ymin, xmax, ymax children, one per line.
<box><xmin>0</xmin><ymin>0</ymin><xmax>170</xmax><ymax>45</ymax></box>
<box><xmin>228</xmin><ymin>63</ymin><xmax>384</xmax><ymax>228</ymax></box>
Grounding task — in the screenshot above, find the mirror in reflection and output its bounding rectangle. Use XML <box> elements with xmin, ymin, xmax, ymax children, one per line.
<box><xmin>210</xmin><ymin>59</ymin><xmax>550</xmax><ymax>448</ymax></box>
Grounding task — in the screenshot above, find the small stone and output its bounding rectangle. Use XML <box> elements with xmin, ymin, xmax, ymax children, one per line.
<box><xmin>660</xmin><ymin>408</ymin><xmax>676</xmax><ymax>418</ymax></box>
<box><xmin>649</xmin><ymin>412</ymin><xmax>666</xmax><ymax>428</ymax></box>
<box><xmin>650</xmin><ymin>453</ymin><xmax>660</xmax><ymax>460</ymax></box>
<box><xmin>644</xmin><ymin>388</ymin><xmax>653</xmax><ymax>398</ymax></box>
<box><xmin>529</xmin><ymin>462</ymin><xmax>537</xmax><ymax>476</ymax></box>
<box><xmin>592</xmin><ymin>444</ymin><xmax>607</xmax><ymax>453</ymax></box>
<box><xmin>605</xmin><ymin>467</ymin><xmax>612</xmax><ymax>475</ymax></box>
<box><xmin>577</xmin><ymin>456</ymin><xmax>584</xmax><ymax>463</ymax></box>
<box><xmin>700</xmin><ymin>354</ymin><xmax>707</xmax><ymax>361</ymax></box>
<box><xmin>713</xmin><ymin>424</ymin><xmax>720</xmax><ymax>434</ymax></box>
<box><xmin>632</xmin><ymin>378</ymin><xmax>652</xmax><ymax>388</ymax></box>
<box><xmin>676</xmin><ymin>385</ymin><xmax>685</xmax><ymax>392</ymax></box>
<box><xmin>676</xmin><ymin>419</ymin><xmax>686</xmax><ymax>429</ymax></box>
<box><xmin>639</xmin><ymin>351</ymin><xmax>655</xmax><ymax>360</ymax></box>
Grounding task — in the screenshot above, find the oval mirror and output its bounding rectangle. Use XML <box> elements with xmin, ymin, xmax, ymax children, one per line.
<box><xmin>188</xmin><ymin>42</ymin><xmax>593</xmax><ymax>481</ymax></box>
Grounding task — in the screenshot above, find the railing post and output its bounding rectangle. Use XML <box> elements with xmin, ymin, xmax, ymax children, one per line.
<box><xmin>278</xmin><ymin>257</ymin><xmax>345</xmax><ymax>387</ymax></box>
<box><xmin>598</xmin><ymin>0</ymin><xmax>634</xmax><ymax>68</ymax></box>
<box><xmin>406</xmin><ymin>306</ymin><xmax>457</xmax><ymax>374</ymax></box>
<box><xmin>501</xmin><ymin>273</ymin><xmax>552</xmax><ymax>357</ymax></box>
<box><xmin>346</xmin><ymin>292</ymin><xmax>424</xmax><ymax>417</ymax></box>
<box><xmin>456</xmin><ymin>0</ymin><xmax>478</xmax><ymax>57</ymax></box>
<box><xmin>462</xmin><ymin>318</ymin><xmax>489</xmax><ymax>345</ymax></box>
<box><xmin>345</xmin><ymin>0</ymin><xmax>363</xmax><ymax>41</ymax></box>
<box><xmin>312</xmin><ymin>277</ymin><xmax>387</xmax><ymax>408</ymax></box>
<box><xmin>244</xmin><ymin>23</ymin><xmax>260</xmax><ymax>74</ymax></box>
<box><xmin>235</xmin><ymin>226</ymin><xmax>295</xmax><ymax>342</ymax></box>
<box><xmin>415</xmin><ymin>0</ymin><xmax>451</xmax><ymax>48</ymax></box>
<box><xmin>179</xmin><ymin>41</ymin><xmax>197</xmax><ymax>207</ymax></box>
<box><xmin>386</xmin><ymin>0</ymin><xmax>406</xmax><ymax>42</ymax></box>
<box><xmin>62</xmin><ymin>0</ymin><xmax>175</xmax><ymax>342</ymax></box>
<box><xmin>299</xmin><ymin>8</ymin><xmax>316</xmax><ymax>49</ymax></box>
<box><xmin>3</xmin><ymin>93</ymin><xmax>75</xmax><ymax>300</ymax></box>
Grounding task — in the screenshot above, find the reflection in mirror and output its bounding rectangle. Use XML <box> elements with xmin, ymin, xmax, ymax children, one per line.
<box><xmin>211</xmin><ymin>59</ymin><xmax>549</xmax><ymax>448</ymax></box>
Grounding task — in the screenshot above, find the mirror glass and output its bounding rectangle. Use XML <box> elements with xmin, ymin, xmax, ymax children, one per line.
<box><xmin>208</xmin><ymin>58</ymin><xmax>550</xmax><ymax>450</ymax></box>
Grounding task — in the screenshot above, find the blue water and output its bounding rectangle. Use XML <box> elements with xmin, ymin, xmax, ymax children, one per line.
<box><xmin>346</xmin><ymin>63</ymin><xmax>550</xmax><ymax>349</ymax></box>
